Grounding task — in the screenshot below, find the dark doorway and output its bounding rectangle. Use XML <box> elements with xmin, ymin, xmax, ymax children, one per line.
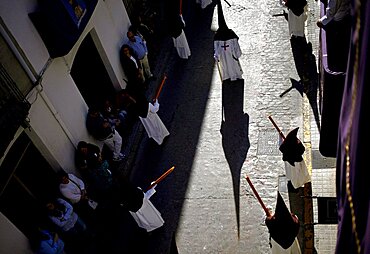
<box><xmin>0</xmin><ymin>132</ymin><xmax>58</xmax><ymax>238</ymax></box>
<box><xmin>71</xmin><ymin>33</ymin><xmax>116</xmax><ymax>108</ymax></box>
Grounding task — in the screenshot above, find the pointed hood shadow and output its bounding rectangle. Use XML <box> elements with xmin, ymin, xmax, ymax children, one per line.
<box><xmin>280</xmin><ymin>78</ymin><xmax>304</xmax><ymax>97</ymax></box>
<box><xmin>220</xmin><ymin>79</ymin><xmax>250</xmax><ymax>238</ymax></box>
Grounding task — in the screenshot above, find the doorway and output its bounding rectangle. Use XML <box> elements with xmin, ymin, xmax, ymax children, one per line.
<box><xmin>71</xmin><ymin>33</ymin><xmax>116</xmax><ymax>108</ymax></box>
<box><xmin>0</xmin><ymin>132</ymin><xmax>59</xmax><ymax>238</ymax></box>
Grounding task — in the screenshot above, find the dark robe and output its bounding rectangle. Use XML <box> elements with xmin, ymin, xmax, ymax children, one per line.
<box><xmin>335</xmin><ymin>1</ymin><xmax>370</xmax><ymax>253</ymax></box>
<box><xmin>265</xmin><ymin>192</ymin><xmax>300</xmax><ymax>249</ymax></box>
<box><xmin>168</xmin><ymin>14</ymin><xmax>185</xmax><ymax>39</ymax></box>
<box><xmin>279</xmin><ymin>127</ymin><xmax>305</xmax><ymax>166</ymax></box>
<box><xmin>119</xmin><ymin>177</ymin><xmax>144</xmax><ymax>212</ymax></box>
<box><xmin>284</xmin><ymin>0</ymin><xmax>307</xmax><ymax>16</ymax></box>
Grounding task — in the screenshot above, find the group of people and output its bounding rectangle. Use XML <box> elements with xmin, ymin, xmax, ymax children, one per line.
<box><xmin>30</xmin><ymin>170</ymin><xmax>101</xmax><ymax>253</ymax></box>
<box><xmin>84</xmin><ymin>20</ymin><xmax>157</xmax><ymax>162</ymax></box>
<box><xmin>120</xmin><ymin>15</ymin><xmax>155</xmax><ymax>99</ymax></box>
<box><xmin>85</xmin><ymin>12</ymin><xmax>170</xmax><ymax>163</ymax></box>
<box><xmin>31</xmin><ymin>132</ymin><xmax>165</xmax><ymax>253</ymax></box>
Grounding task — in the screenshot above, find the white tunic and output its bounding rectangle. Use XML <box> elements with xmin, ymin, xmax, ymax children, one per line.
<box><xmin>129</xmin><ymin>188</ymin><xmax>164</xmax><ymax>232</ymax></box>
<box><xmin>139</xmin><ymin>101</ymin><xmax>170</xmax><ymax>145</ymax></box>
<box><xmin>214</xmin><ymin>38</ymin><xmax>243</xmax><ymax>81</ymax></box>
<box><xmin>287</xmin><ymin>6</ymin><xmax>307</xmax><ymax>37</ymax></box>
<box><xmin>284</xmin><ymin>160</ymin><xmax>311</xmax><ymax>189</ymax></box>
<box><xmin>271</xmin><ymin>238</ymin><xmax>301</xmax><ymax>253</ymax></box>
<box><xmin>196</xmin><ymin>0</ymin><xmax>212</xmax><ymax>9</ymax></box>
<box><xmin>173</xmin><ymin>30</ymin><xmax>191</xmax><ymax>59</ymax></box>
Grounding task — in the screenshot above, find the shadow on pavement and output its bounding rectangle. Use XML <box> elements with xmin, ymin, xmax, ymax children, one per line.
<box><xmin>220</xmin><ymin>78</ymin><xmax>250</xmax><ymax>237</ymax></box>
<box><xmin>286</xmin><ymin>37</ymin><xmax>321</xmax><ymax>131</ymax></box>
<box><xmin>127</xmin><ymin>1</ymin><xmax>218</xmax><ymax>253</ymax></box>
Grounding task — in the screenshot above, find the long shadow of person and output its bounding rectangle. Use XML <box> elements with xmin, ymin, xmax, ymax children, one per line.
<box><xmin>302</xmin><ymin>42</ymin><xmax>320</xmax><ymax>130</ymax></box>
<box><xmin>285</xmin><ymin>38</ymin><xmax>321</xmax><ymax>130</ymax></box>
<box><xmin>220</xmin><ymin>78</ymin><xmax>250</xmax><ymax>238</ymax></box>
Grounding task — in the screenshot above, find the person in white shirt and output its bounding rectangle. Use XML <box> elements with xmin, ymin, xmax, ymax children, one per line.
<box><xmin>58</xmin><ymin>171</ymin><xmax>87</xmax><ymax>205</ymax></box>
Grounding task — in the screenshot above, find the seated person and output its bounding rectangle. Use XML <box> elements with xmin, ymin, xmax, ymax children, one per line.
<box><xmin>46</xmin><ymin>198</ymin><xmax>87</xmax><ymax>236</ymax></box>
<box><xmin>31</xmin><ymin>227</ymin><xmax>65</xmax><ymax>254</ymax></box>
<box><xmin>75</xmin><ymin>141</ymin><xmax>101</xmax><ymax>171</ymax></box>
<box><xmin>58</xmin><ymin>171</ymin><xmax>88</xmax><ymax>205</ymax></box>
<box><xmin>81</xmin><ymin>153</ymin><xmax>115</xmax><ymax>204</ymax></box>
<box><xmin>86</xmin><ymin>106</ymin><xmax>124</xmax><ymax>162</ymax></box>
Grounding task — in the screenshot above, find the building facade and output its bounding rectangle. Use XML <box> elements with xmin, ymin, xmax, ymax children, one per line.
<box><xmin>0</xmin><ymin>0</ymin><xmax>131</xmax><ymax>252</ymax></box>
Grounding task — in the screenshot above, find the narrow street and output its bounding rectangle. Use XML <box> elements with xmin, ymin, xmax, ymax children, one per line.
<box><xmin>122</xmin><ymin>0</ymin><xmax>320</xmax><ymax>253</ymax></box>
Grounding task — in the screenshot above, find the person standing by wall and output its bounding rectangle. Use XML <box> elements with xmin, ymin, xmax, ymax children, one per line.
<box><xmin>120</xmin><ymin>44</ymin><xmax>147</xmax><ymax>96</ymax></box>
<box><xmin>126</xmin><ymin>30</ymin><xmax>154</xmax><ymax>80</ymax></box>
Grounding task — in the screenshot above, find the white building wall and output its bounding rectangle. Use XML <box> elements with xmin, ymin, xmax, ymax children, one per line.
<box><xmin>0</xmin><ymin>0</ymin><xmax>132</xmax><ymax>251</ymax></box>
<box><xmin>0</xmin><ymin>212</ymin><xmax>33</xmax><ymax>254</ymax></box>
<box><xmin>0</xmin><ymin>0</ymin><xmax>132</xmax><ymax>172</ymax></box>
<box><xmin>0</xmin><ymin>0</ymin><xmax>50</xmax><ymax>75</ymax></box>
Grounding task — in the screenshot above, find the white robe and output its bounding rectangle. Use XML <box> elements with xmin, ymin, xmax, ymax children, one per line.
<box><xmin>214</xmin><ymin>38</ymin><xmax>243</xmax><ymax>81</ymax></box>
<box><xmin>284</xmin><ymin>160</ymin><xmax>311</xmax><ymax>189</ymax></box>
<box><xmin>196</xmin><ymin>0</ymin><xmax>212</xmax><ymax>9</ymax></box>
<box><xmin>173</xmin><ymin>30</ymin><xmax>191</xmax><ymax>59</ymax></box>
<box><xmin>271</xmin><ymin>238</ymin><xmax>301</xmax><ymax>254</ymax></box>
<box><xmin>139</xmin><ymin>101</ymin><xmax>170</xmax><ymax>145</ymax></box>
<box><xmin>287</xmin><ymin>6</ymin><xmax>307</xmax><ymax>37</ymax></box>
<box><xmin>129</xmin><ymin>188</ymin><xmax>164</xmax><ymax>232</ymax></box>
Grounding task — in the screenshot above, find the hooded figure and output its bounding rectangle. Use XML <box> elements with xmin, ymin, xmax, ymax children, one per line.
<box><xmin>265</xmin><ymin>192</ymin><xmax>300</xmax><ymax>249</ymax></box>
<box><xmin>139</xmin><ymin>99</ymin><xmax>170</xmax><ymax>145</ymax></box>
<box><xmin>129</xmin><ymin>186</ymin><xmax>165</xmax><ymax>232</ymax></box>
<box><xmin>169</xmin><ymin>1</ymin><xmax>191</xmax><ymax>59</ymax></box>
<box><xmin>213</xmin><ymin>0</ymin><xmax>243</xmax><ymax>81</ymax></box>
<box><xmin>279</xmin><ymin>127</ymin><xmax>305</xmax><ymax>166</ymax></box>
<box><xmin>279</xmin><ymin>127</ymin><xmax>311</xmax><ymax>189</ymax></box>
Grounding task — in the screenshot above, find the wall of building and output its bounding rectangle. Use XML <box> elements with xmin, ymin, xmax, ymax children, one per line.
<box><xmin>0</xmin><ymin>0</ymin><xmax>132</xmax><ymax>250</ymax></box>
<box><xmin>0</xmin><ymin>212</ymin><xmax>33</xmax><ymax>254</ymax></box>
<box><xmin>0</xmin><ymin>0</ymin><xmax>131</xmax><ymax>171</ymax></box>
